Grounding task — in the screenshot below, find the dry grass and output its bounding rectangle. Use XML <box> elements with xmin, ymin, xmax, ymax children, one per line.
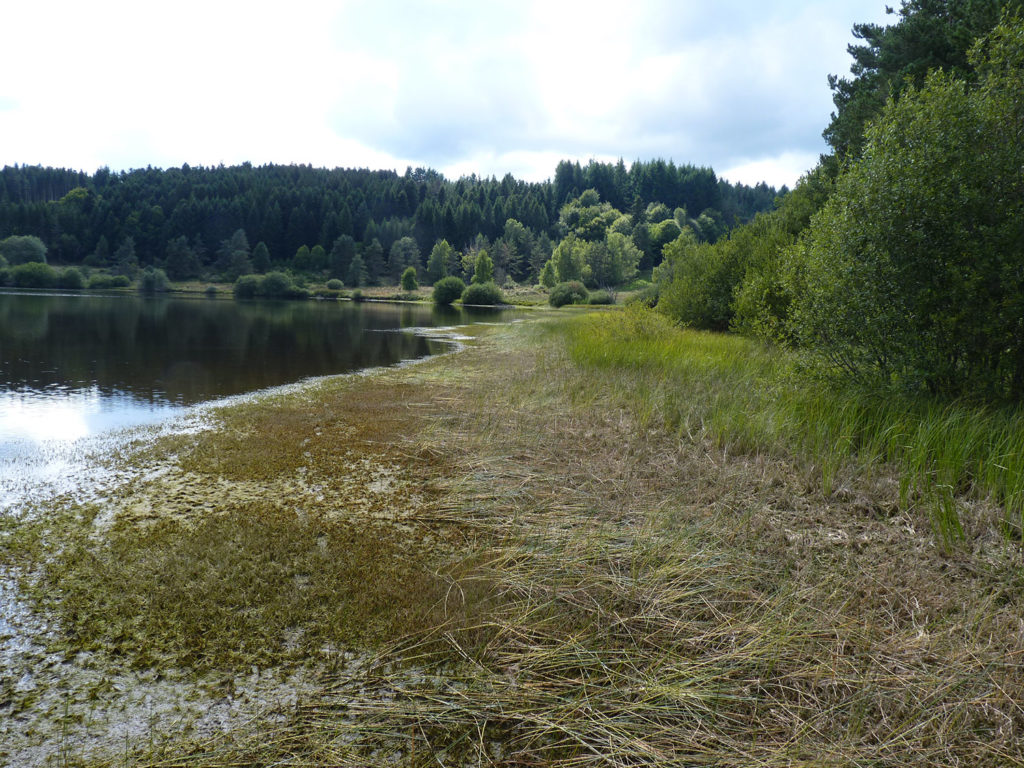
<box><xmin>5</xmin><ymin>315</ymin><xmax>1024</xmax><ymax>766</ymax></box>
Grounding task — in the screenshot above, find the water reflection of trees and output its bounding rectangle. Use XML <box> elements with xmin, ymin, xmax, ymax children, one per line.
<box><xmin>0</xmin><ymin>295</ymin><xmax>506</xmax><ymax>404</ymax></box>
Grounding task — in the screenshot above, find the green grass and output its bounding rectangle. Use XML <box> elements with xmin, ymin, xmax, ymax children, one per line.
<box><xmin>565</xmin><ymin>306</ymin><xmax>1024</xmax><ymax>545</ymax></box>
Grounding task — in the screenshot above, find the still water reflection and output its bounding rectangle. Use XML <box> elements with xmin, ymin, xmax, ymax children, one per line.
<box><xmin>0</xmin><ymin>291</ymin><xmax>509</xmax><ymax>451</ymax></box>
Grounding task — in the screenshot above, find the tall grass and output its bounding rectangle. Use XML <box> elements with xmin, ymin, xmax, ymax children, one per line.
<box><xmin>565</xmin><ymin>306</ymin><xmax>1024</xmax><ymax>544</ymax></box>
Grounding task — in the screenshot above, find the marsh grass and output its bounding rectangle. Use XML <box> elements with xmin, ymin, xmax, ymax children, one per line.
<box><xmin>26</xmin><ymin>503</ymin><xmax>451</xmax><ymax>669</ymax></box>
<box><xmin>566</xmin><ymin>306</ymin><xmax>1024</xmax><ymax>545</ymax></box>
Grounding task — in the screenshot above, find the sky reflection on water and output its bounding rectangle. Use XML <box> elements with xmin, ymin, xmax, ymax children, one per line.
<box><xmin>0</xmin><ymin>291</ymin><xmax>512</xmax><ymax>510</ymax></box>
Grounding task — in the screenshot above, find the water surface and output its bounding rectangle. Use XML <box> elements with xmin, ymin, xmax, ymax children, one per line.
<box><xmin>0</xmin><ymin>290</ymin><xmax>514</xmax><ymax>508</ymax></box>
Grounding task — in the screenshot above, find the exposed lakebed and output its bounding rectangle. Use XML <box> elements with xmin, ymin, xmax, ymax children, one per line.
<box><xmin>0</xmin><ymin>290</ymin><xmax>518</xmax><ymax>766</ymax></box>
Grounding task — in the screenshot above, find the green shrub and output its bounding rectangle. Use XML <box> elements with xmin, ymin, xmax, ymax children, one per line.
<box><xmin>548</xmin><ymin>281</ymin><xmax>589</xmax><ymax>307</ymax></box>
<box><xmin>588</xmin><ymin>290</ymin><xmax>614</xmax><ymax>305</ymax></box>
<box><xmin>58</xmin><ymin>267</ymin><xmax>85</xmax><ymax>290</ymax></box>
<box><xmin>432</xmin><ymin>276</ymin><xmax>466</xmax><ymax>306</ymax></box>
<box><xmin>351</xmin><ymin>289</ymin><xmax>364</xmax><ymax>302</ymax></box>
<box><xmin>260</xmin><ymin>271</ymin><xmax>295</xmax><ymax>298</ymax></box>
<box><xmin>461</xmin><ymin>281</ymin><xmax>504</xmax><ymax>305</ymax></box>
<box><xmin>204</xmin><ymin>284</ymin><xmax>218</xmax><ymax>297</ymax></box>
<box><xmin>11</xmin><ymin>261</ymin><xmax>58</xmax><ymax>288</ymax></box>
<box><xmin>0</xmin><ymin>267</ymin><xmax>9</xmax><ymax>286</ymax></box>
<box><xmin>626</xmin><ymin>282</ymin><xmax>660</xmax><ymax>308</ymax></box>
<box><xmin>233</xmin><ymin>274</ymin><xmax>261</xmax><ymax>299</ymax></box>
<box><xmin>400</xmin><ymin>266</ymin><xmax>418</xmax><ymax>292</ymax></box>
<box><xmin>785</xmin><ymin>19</ymin><xmax>1024</xmax><ymax>398</ymax></box>
<box><xmin>138</xmin><ymin>266</ymin><xmax>170</xmax><ymax>294</ymax></box>
<box><xmin>88</xmin><ymin>273</ymin><xmax>130</xmax><ymax>289</ymax></box>
<box><xmin>0</xmin><ymin>234</ymin><xmax>47</xmax><ymax>265</ymax></box>
<box><xmin>326</xmin><ymin>278</ymin><xmax>344</xmax><ymax>291</ymax></box>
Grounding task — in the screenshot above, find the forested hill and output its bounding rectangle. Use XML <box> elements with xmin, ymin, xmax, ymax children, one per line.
<box><xmin>0</xmin><ymin>160</ymin><xmax>777</xmax><ymax>281</ymax></box>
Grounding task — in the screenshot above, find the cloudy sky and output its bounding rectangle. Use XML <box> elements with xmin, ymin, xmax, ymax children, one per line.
<box><xmin>0</xmin><ymin>1</ymin><xmax>891</xmax><ymax>189</ymax></box>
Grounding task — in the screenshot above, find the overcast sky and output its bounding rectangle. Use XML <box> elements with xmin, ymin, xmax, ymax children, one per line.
<box><xmin>0</xmin><ymin>1</ymin><xmax>892</xmax><ymax>189</ymax></box>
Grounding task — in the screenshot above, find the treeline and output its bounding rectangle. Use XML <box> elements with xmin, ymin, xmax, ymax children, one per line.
<box><xmin>0</xmin><ymin>159</ymin><xmax>777</xmax><ymax>287</ymax></box>
<box><xmin>651</xmin><ymin>1</ymin><xmax>1024</xmax><ymax>402</ymax></box>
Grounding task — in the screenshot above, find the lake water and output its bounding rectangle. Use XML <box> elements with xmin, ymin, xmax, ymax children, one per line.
<box><xmin>0</xmin><ymin>290</ymin><xmax>515</xmax><ymax>510</ymax></box>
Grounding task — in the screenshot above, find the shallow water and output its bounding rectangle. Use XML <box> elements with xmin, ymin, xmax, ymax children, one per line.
<box><xmin>0</xmin><ymin>290</ymin><xmax>513</xmax><ymax>511</ymax></box>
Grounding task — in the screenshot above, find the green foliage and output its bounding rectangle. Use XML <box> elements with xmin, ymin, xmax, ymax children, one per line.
<box><xmin>87</xmin><ymin>273</ymin><xmax>131</xmax><ymax>289</ymax></box>
<box><xmin>0</xmin><ymin>234</ymin><xmax>47</xmax><ymax>264</ymax></box>
<box><xmin>347</xmin><ymin>253</ymin><xmax>369</xmax><ymax>287</ymax></box>
<box><xmin>432</xmin><ymin>276</ymin><xmax>466</xmax><ymax>305</ymax></box>
<box><xmin>588</xmin><ymin>289</ymin><xmax>614</xmax><ymax>305</ymax></box>
<box><xmin>326</xmin><ymin>278</ymin><xmax>344</xmax><ymax>291</ymax></box>
<box><xmin>164</xmin><ymin>235</ymin><xmax>200</xmax><ymax>280</ymax></box>
<box><xmin>112</xmin><ymin>237</ymin><xmax>138</xmax><ymax>278</ymax></box>
<box><xmin>292</xmin><ymin>244</ymin><xmax>313</xmax><ymax>273</ymax></box>
<box><xmin>824</xmin><ymin>0</ymin><xmax>1022</xmax><ymax>159</ymax></box>
<box><xmin>218</xmin><ymin>228</ymin><xmax>252</xmax><ymax>280</ymax></box>
<box><xmin>791</xmin><ymin>17</ymin><xmax>1024</xmax><ymax>398</ymax></box>
<box><xmin>597</xmin><ymin>231</ymin><xmax>641</xmax><ymax>287</ymax></box>
<box><xmin>426</xmin><ymin>239</ymin><xmax>453</xmax><ymax>284</ymax></box>
<box><xmin>558</xmin><ymin>189</ymin><xmax>620</xmax><ymax>241</ymax></box>
<box><xmin>138</xmin><ymin>266</ymin><xmax>170</xmax><ymax>294</ymax></box>
<box><xmin>233</xmin><ymin>270</ymin><xmax>308</xmax><ymax>300</ymax></box>
<box><xmin>233</xmin><ymin>274</ymin><xmax>261</xmax><ymax>299</ymax></box>
<box><xmin>461</xmin><ymin>281</ymin><xmax>503</xmax><ymax>305</ymax></box>
<box><xmin>310</xmin><ymin>244</ymin><xmax>328</xmax><ymax>272</ymax></box>
<box><xmin>657</xmin><ymin>231</ymin><xmax>741</xmax><ymax>331</ymax></box>
<box><xmin>539</xmin><ymin>260</ymin><xmax>557</xmax><ymax>288</ymax></box>
<box><xmin>10</xmin><ymin>261</ymin><xmax>58</xmax><ymax>288</ymax></box>
<box><xmin>471</xmin><ymin>249</ymin><xmax>494</xmax><ymax>284</ymax></box>
<box><xmin>58</xmin><ymin>267</ymin><xmax>84</xmax><ymax>290</ymax></box>
<box><xmin>548</xmin><ymin>281</ymin><xmax>589</xmax><ymax>308</ymax></box>
<box><xmin>400</xmin><ymin>265</ymin><xmax>418</xmax><ymax>292</ymax></box>
<box><xmin>251</xmin><ymin>241</ymin><xmax>272</xmax><ymax>273</ymax></box>
<box><xmin>551</xmin><ymin>237</ymin><xmax>582</xmax><ymax>283</ymax></box>
<box><xmin>328</xmin><ymin>235</ymin><xmax>355</xmax><ymax>279</ymax></box>
<box><xmin>261</xmin><ymin>270</ymin><xmax>306</xmax><ymax>299</ymax></box>
<box><xmin>388</xmin><ymin>237</ymin><xmax>420</xmax><ymax>282</ymax></box>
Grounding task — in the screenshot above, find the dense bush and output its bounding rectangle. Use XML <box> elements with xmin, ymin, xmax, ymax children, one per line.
<box><xmin>548</xmin><ymin>281</ymin><xmax>589</xmax><ymax>307</ymax></box>
<box><xmin>588</xmin><ymin>290</ymin><xmax>614</xmax><ymax>305</ymax></box>
<box><xmin>260</xmin><ymin>271</ymin><xmax>307</xmax><ymax>299</ymax></box>
<box><xmin>138</xmin><ymin>267</ymin><xmax>170</xmax><ymax>294</ymax></box>
<box><xmin>400</xmin><ymin>266</ymin><xmax>418</xmax><ymax>292</ymax></box>
<box><xmin>233</xmin><ymin>274</ymin><xmax>261</xmax><ymax>299</ymax></box>
<box><xmin>10</xmin><ymin>261</ymin><xmax>58</xmax><ymax>288</ymax></box>
<box><xmin>326</xmin><ymin>278</ymin><xmax>344</xmax><ymax>291</ymax></box>
<box><xmin>87</xmin><ymin>273</ymin><xmax>131</xmax><ymax>289</ymax></box>
<box><xmin>233</xmin><ymin>271</ymin><xmax>310</xmax><ymax>300</ymax></box>
<box><xmin>461</xmin><ymin>281</ymin><xmax>504</xmax><ymax>305</ymax></box>
<box><xmin>0</xmin><ymin>234</ymin><xmax>47</xmax><ymax>265</ymax></box>
<box><xmin>657</xmin><ymin>233</ymin><xmax>741</xmax><ymax>331</ymax></box>
<box><xmin>58</xmin><ymin>267</ymin><xmax>85</xmax><ymax>290</ymax></box>
<box><xmin>789</xmin><ymin>18</ymin><xmax>1024</xmax><ymax>398</ymax></box>
<box><xmin>432</xmin><ymin>276</ymin><xmax>466</xmax><ymax>306</ymax></box>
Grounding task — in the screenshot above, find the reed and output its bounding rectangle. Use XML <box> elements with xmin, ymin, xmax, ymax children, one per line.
<box><xmin>566</xmin><ymin>306</ymin><xmax>1024</xmax><ymax>544</ymax></box>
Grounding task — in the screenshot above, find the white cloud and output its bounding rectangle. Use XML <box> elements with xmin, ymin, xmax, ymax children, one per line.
<box><xmin>0</xmin><ymin>1</ymin><xmax>893</xmax><ymax>186</ymax></box>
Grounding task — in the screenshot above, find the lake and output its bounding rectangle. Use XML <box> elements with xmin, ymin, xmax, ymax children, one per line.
<box><xmin>0</xmin><ymin>290</ymin><xmax>516</xmax><ymax>509</ymax></box>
